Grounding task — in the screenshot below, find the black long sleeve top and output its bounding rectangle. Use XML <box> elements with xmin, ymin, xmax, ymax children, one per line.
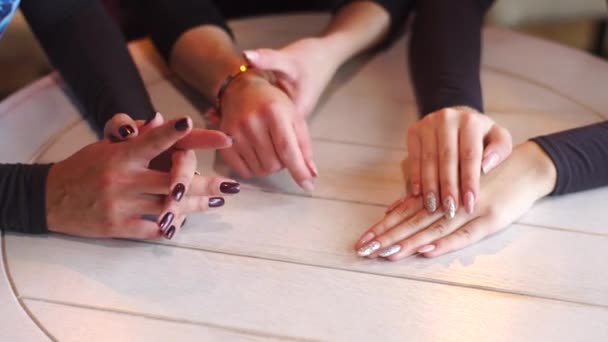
<box><xmin>1</xmin><ymin>0</ymin><xmax>155</xmax><ymax>234</ymax></box>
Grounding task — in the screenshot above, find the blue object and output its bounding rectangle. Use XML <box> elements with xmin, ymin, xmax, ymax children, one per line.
<box><xmin>0</xmin><ymin>0</ymin><xmax>20</xmax><ymax>39</ymax></box>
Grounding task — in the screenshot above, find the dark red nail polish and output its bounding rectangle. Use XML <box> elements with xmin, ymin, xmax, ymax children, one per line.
<box><xmin>172</xmin><ymin>183</ymin><xmax>186</xmax><ymax>201</ymax></box>
<box><xmin>164</xmin><ymin>226</ymin><xmax>176</xmax><ymax>239</ymax></box>
<box><xmin>159</xmin><ymin>212</ymin><xmax>175</xmax><ymax>231</ymax></box>
<box><xmin>175</xmin><ymin>118</ymin><xmax>190</xmax><ymax>131</ymax></box>
<box><xmin>209</xmin><ymin>197</ymin><xmax>225</xmax><ymax>208</ymax></box>
<box><xmin>118</xmin><ymin>125</ymin><xmax>134</xmax><ymax>138</ymax></box>
<box><xmin>220</xmin><ymin>182</ymin><xmax>240</xmax><ymax>194</ymax></box>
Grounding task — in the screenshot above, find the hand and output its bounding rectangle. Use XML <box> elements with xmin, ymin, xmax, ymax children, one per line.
<box><xmin>218</xmin><ymin>70</ymin><xmax>317</xmax><ymax>191</ymax></box>
<box><xmin>47</xmin><ymin>116</ymin><xmax>237</xmax><ymax>239</ymax></box>
<box><xmin>243</xmin><ymin>37</ymin><xmax>341</xmax><ymax>118</ymax></box>
<box><xmin>355</xmin><ymin>142</ymin><xmax>557</xmax><ymax>260</ymax></box>
<box><xmin>407</xmin><ymin>107</ymin><xmax>512</xmax><ymax>219</ymax></box>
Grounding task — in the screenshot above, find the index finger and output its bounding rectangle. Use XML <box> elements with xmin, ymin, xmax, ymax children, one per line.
<box><xmin>127</xmin><ymin>116</ymin><xmax>192</xmax><ymax>162</ymax></box>
<box><xmin>175</xmin><ymin>129</ymin><xmax>233</xmax><ymax>150</ymax></box>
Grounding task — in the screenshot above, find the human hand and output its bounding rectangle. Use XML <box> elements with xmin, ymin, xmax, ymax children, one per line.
<box><xmin>407</xmin><ymin>107</ymin><xmax>512</xmax><ymax>219</ymax></box>
<box><xmin>356</xmin><ymin>142</ymin><xmax>556</xmax><ymax>260</ymax></box>
<box><xmin>218</xmin><ymin>70</ymin><xmax>317</xmax><ymax>191</ymax></box>
<box><xmin>243</xmin><ymin>37</ymin><xmax>340</xmax><ymax>118</ymax></box>
<box><xmin>47</xmin><ymin>116</ymin><xmax>238</xmax><ymax>239</ymax></box>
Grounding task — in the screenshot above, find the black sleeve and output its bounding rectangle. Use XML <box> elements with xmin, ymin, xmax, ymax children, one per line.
<box><xmin>143</xmin><ymin>0</ymin><xmax>232</xmax><ymax>61</ymax></box>
<box><xmin>334</xmin><ymin>0</ymin><xmax>415</xmax><ymax>49</ymax></box>
<box><xmin>409</xmin><ymin>0</ymin><xmax>495</xmax><ymax>116</ymax></box>
<box><xmin>20</xmin><ymin>0</ymin><xmax>155</xmax><ymax>130</ymax></box>
<box><xmin>531</xmin><ymin>121</ymin><xmax>608</xmax><ymax>195</ymax></box>
<box><xmin>0</xmin><ymin>164</ymin><xmax>52</xmax><ymax>234</ymax></box>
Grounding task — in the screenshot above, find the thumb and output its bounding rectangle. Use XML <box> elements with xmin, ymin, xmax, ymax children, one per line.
<box><xmin>243</xmin><ymin>49</ymin><xmax>298</xmax><ymax>83</ymax></box>
<box><xmin>481</xmin><ymin>125</ymin><xmax>513</xmax><ymax>174</ymax></box>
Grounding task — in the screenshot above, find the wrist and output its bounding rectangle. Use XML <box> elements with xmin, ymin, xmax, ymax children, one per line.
<box><xmin>517</xmin><ymin>141</ymin><xmax>558</xmax><ymax>198</ymax></box>
<box><xmin>45</xmin><ymin>162</ymin><xmax>65</xmax><ymax>233</ymax></box>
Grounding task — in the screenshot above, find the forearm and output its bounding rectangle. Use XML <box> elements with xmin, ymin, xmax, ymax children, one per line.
<box><xmin>410</xmin><ymin>0</ymin><xmax>495</xmax><ymax>115</ymax></box>
<box><xmin>21</xmin><ymin>0</ymin><xmax>155</xmax><ymax>129</ymax></box>
<box><xmin>0</xmin><ymin>164</ymin><xmax>52</xmax><ymax>234</ymax></box>
<box><xmin>321</xmin><ymin>1</ymin><xmax>392</xmax><ymax>66</ymax></box>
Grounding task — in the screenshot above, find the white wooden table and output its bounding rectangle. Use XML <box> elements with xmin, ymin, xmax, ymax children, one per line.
<box><xmin>1</xmin><ymin>14</ymin><xmax>608</xmax><ymax>342</ymax></box>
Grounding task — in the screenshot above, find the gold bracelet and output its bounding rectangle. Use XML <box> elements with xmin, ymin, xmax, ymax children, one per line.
<box><xmin>216</xmin><ymin>64</ymin><xmax>251</xmax><ymax>115</ymax></box>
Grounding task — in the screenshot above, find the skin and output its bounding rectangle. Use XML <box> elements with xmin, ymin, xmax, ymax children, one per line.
<box><xmin>356</xmin><ymin>141</ymin><xmax>558</xmax><ymax>260</ymax></box>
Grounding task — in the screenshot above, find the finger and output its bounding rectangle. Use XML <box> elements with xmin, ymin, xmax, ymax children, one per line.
<box><xmin>268</xmin><ymin>107</ymin><xmax>313</xmax><ymax>191</ymax></box>
<box><xmin>383</xmin><ymin>215</ymin><xmax>466</xmax><ymax>261</ymax></box>
<box><xmin>174</xmin><ymin>129</ymin><xmax>233</xmax><ymax>150</ymax></box>
<box><xmin>169</xmin><ymin>150</ymin><xmax>197</xmax><ymax>202</ymax></box>
<box><xmin>104</xmin><ymin>113</ymin><xmax>138</xmax><ymax>141</ymax></box>
<box><xmin>127</xmin><ymin>116</ymin><xmax>193</xmax><ymax>162</ymax></box>
<box><xmin>361</xmin><ymin>209</ymin><xmax>444</xmax><ymax>259</ymax></box>
<box><xmin>356</xmin><ymin>197</ymin><xmax>423</xmax><ymax>250</ymax></box>
<box><xmin>188</xmin><ymin>175</ymin><xmax>241</xmax><ymax>196</ymax></box>
<box><xmin>138</xmin><ymin>112</ymin><xmax>165</xmax><ymax>135</ymax></box>
<box><xmin>420</xmin><ymin>216</ymin><xmax>491</xmax><ymax>258</ymax></box>
<box><xmin>114</xmin><ymin>219</ymin><xmax>162</xmax><ymax>240</ymax></box>
<box><xmin>128</xmin><ymin>170</ymin><xmax>171</xmax><ymax>195</ymax></box>
<box><xmin>385</xmin><ymin>196</ymin><xmax>406</xmax><ymax>214</ymax></box>
<box><xmin>459</xmin><ymin>118</ymin><xmax>485</xmax><ymax>214</ymax></box>
<box><xmin>294</xmin><ymin>118</ymin><xmax>317</xmax><ymax>177</ymax></box>
<box><xmin>162</xmin><ymin>214</ymin><xmax>185</xmax><ymax>240</ymax></box>
<box><xmin>119</xmin><ymin>194</ymin><xmax>165</xmax><ymax>216</ymax></box>
<box><xmin>243</xmin><ymin>49</ymin><xmax>298</xmax><ymax>83</ymax></box>
<box><xmin>437</xmin><ymin>117</ymin><xmax>459</xmax><ymax>220</ymax></box>
<box><xmin>406</xmin><ymin>125</ymin><xmax>422</xmax><ymax>196</ymax></box>
<box><xmin>419</xmin><ymin>125</ymin><xmax>439</xmax><ymax>214</ymax></box>
<box><xmin>243</xmin><ymin>117</ymin><xmax>283</xmax><ymax>175</ymax></box>
<box><xmin>220</xmin><ymin>148</ymin><xmax>253</xmax><ymax>178</ymax></box>
<box><xmin>481</xmin><ymin>125</ymin><xmax>513</xmax><ymax>174</ymax></box>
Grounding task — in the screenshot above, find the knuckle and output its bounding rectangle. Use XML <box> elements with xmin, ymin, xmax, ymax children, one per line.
<box><xmin>457</xmin><ymin>227</ymin><xmax>474</xmax><ymax>241</ymax></box>
<box><xmin>422</xmin><ymin>150</ymin><xmax>436</xmax><ymax>162</ymax></box>
<box><xmin>440</xmin><ymin>147</ymin><xmax>454</xmax><ymax>162</ymax></box>
<box><xmin>431</xmin><ymin>222</ymin><xmax>449</xmax><ymax>236</ymax></box>
<box><xmin>460</xmin><ymin>147</ymin><xmax>478</xmax><ymax>161</ymax></box>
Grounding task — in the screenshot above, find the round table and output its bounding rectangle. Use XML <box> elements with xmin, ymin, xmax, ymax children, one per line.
<box><xmin>1</xmin><ymin>14</ymin><xmax>608</xmax><ymax>342</ymax></box>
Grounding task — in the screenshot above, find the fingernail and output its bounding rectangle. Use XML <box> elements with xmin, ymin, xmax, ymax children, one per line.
<box><xmin>482</xmin><ymin>153</ymin><xmax>499</xmax><ymax>174</ymax></box>
<box><xmin>357</xmin><ymin>241</ymin><xmax>381</xmax><ymax>257</ymax></box>
<box><xmin>164</xmin><ymin>226</ymin><xmax>176</xmax><ymax>240</ymax></box>
<box><xmin>359</xmin><ymin>232</ymin><xmax>375</xmax><ymax>246</ymax></box>
<box><xmin>159</xmin><ymin>212</ymin><xmax>175</xmax><ymax>231</ymax></box>
<box><xmin>171</xmin><ymin>183</ymin><xmax>186</xmax><ymax>201</ymax></box>
<box><xmin>425</xmin><ymin>192</ymin><xmax>437</xmax><ymax>213</ymax></box>
<box><xmin>411</xmin><ymin>182</ymin><xmax>421</xmax><ymax>196</ymax></box>
<box><xmin>175</xmin><ymin>118</ymin><xmax>190</xmax><ymax>131</ymax></box>
<box><xmin>464</xmin><ymin>191</ymin><xmax>475</xmax><ymax>214</ymax></box>
<box><xmin>307</xmin><ymin>160</ymin><xmax>319</xmax><ymax>178</ymax></box>
<box><xmin>243</xmin><ymin>50</ymin><xmax>258</xmax><ymax>61</ymax></box>
<box><xmin>209</xmin><ymin>197</ymin><xmax>225</xmax><ymax>208</ymax></box>
<box><xmin>417</xmin><ymin>244</ymin><xmax>436</xmax><ymax>254</ymax></box>
<box><xmin>444</xmin><ymin>196</ymin><xmax>456</xmax><ymax>219</ymax></box>
<box><xmin>379</xmin><ymin>245</ymin><xmax>402</xmax><ymax>258</ymax></box>
<box><xmin>220</xmin><ymin>182</ymin><xmax>241</xmax><ymax>194</ymax></box>
<box><xmin>118</xmin><ymin>125</ymin><xmax>134</xmax><ymax>138</ymax></box>
<box><xmin>300</xmin><ymin>179</ymin><xmax>315</xmax><ymax>193</ymax></box>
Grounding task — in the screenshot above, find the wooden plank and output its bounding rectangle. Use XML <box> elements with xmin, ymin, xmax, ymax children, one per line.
<box><xmin>24</xmin><ymin>299</ymin><xmax>284</xmax><ymax>342</ymax></box>
<box><xmin>0</xmin><ymin>237</ymin><xmax>49</xmax><ymax>341</ymax></box>
<box><xmin>6</xmin><ymin>234</ymin><xmax>608</xmax><ymax>342</ymax></box>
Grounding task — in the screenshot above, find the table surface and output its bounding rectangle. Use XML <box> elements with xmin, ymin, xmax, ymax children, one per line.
<box><xmin>1</xmin><ymin>14</ymin><xmax>608</xmax><ymax>342</ymax></box>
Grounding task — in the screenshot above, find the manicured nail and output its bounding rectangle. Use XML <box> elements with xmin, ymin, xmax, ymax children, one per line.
<box><xmin>220</xmin><ymin>182</ymin><xmax>241</xmax><ymax>194</ymax></box>
<box><xmin>359</xmin><ymin>232</ymin><xmax>375</xmax><ymax>246</ymax></box>
<box><xmin>118</xmin><ymin>125</ymin><xmax>134</xmax><ymax>138</ymax></box>
<box><xmin>464</xmin><ymin>191</ymin><xmax>475</xmax><ymax>214</ymax></box>
<box><xmin>357</xmin><ymin>241</ymin><xmax>381</xmax><ymax>257</ymax></box>
<box><xmin>174</xmin><ymin>118</ymin><xmax>190</xmax><ymax>131</ymax></box>
<box><xmin>159</xmin><ymin>212</ymin><xmax>175</xmax><ymax>231</ymax></box>
<box><xmin>300</xmin><ymin>179</ymin><xmax>315</xmax><ymax>193</ymax></box>
<box><xmin>379</xmin><ymin>245</ymin><xmax>402</xmax><ymax>258</ymax></box>
<box><xmin>411</xmin><ymin>182</ymin><xmax>421</xmax><ymax>196</ymax></box>
<box><xmin>209</xmin><ymin>197</ymin><xmax>225</xmax><ymax>208</ymax></box>
<box><xmin>164</xmin><ymin>226</ymin><xmax>176</xmax><ymax>240</ymax></box>
<box><xmin>482</xmin><ymin>153</ymin><xmax>499</xmax><ymax>174</ymax></box>
<box><xmin>171</xmin><ymin>183</ymin><xmax>186</xmax><ymax>201</ymax></box>
<box><xmin>417</xmin><ymin>244</ymin><xmax>436</xmax><ymax>254</ymax></box>
<box><xmin>425</xmin><ymin>192</ymin><xmax>437</xmax><ymax>213</ymax></box>
<box><xmin>243</xmin><ymin>50</ymin><xmax>258</xmax><ymax>62</ymax></box>
<box><xmin>194</xmin><ymin>170</ymin><xmax>201</xmax><ymax>176</ymax></box>
<box><xmin>444</xmin><ymin>196</ymin><xmax>456</xmax><ymax>219</ymax></box>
